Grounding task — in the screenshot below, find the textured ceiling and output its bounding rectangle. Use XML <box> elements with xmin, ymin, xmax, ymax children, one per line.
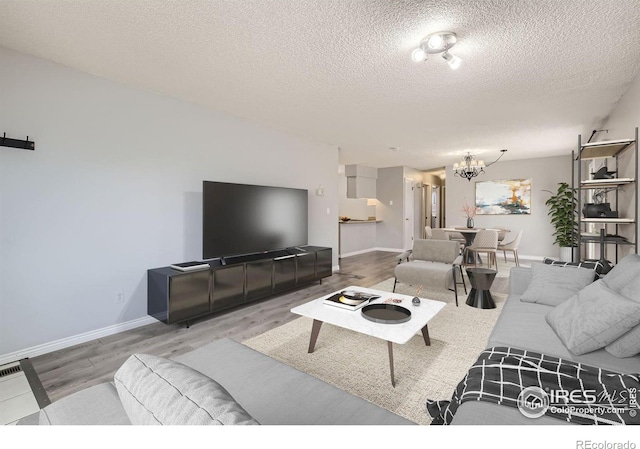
<box><xmin>1</xmin><ymin>0</ymin><xmax>639</xmax><ymax>170</ymax></box>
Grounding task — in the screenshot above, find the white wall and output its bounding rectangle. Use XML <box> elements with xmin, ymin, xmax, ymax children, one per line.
<box><xmin>0</xmin><ymin>47</ymin><xmax>339</xmax><ymax>358</ymax></box>
<box><xmin>600</xmin><ymin>71</ymin><xmax>640</xmax><ymax>256</ymax></box>
<box><xmin>445</xmin><ymin>155</ymin><xmax>571</xmax><ymax>258</ymax></box>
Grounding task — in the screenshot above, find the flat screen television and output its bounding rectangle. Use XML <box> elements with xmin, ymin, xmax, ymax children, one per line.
<box><xmin>203</xmin><ymin>181</ymin><xmax>308</xmax><ymax>259</ymax></box>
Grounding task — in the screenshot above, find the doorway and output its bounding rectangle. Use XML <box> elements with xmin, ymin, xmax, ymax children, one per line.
<box><xmin>431</xmin><ymin>186</ymin><xmax>440</xmax><ymax>228</ymax></box>
<box><xmin>422</xmin><ymin>183</ymin><xmax>432</xmax><ymax>237</ymax></box>
<box><xmin>404</xmin><ymin>179</ymin><xmax>415</xmax><ymax>250</ymax></box>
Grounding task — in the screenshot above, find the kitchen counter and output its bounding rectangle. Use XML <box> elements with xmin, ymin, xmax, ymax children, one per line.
<box><xmin>338</xmin><ymin>219</ymin><xmax>382</xmax><ymax>257</ymax></box>
<box><xmin>339</xmin><ymin>219</ymin><xmax>381</xmax><ymax>224</ymax></box>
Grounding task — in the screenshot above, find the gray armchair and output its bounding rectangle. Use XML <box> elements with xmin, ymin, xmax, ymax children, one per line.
<box><xmin>394</xmin><ymin>239</ymin><xmax>466</xmax><ymax>306</ymax></box>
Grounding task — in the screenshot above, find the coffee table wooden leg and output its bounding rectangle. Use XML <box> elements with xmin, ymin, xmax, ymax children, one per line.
<box><xmin>308</xmin><ymin>319</ymin><xmax>323</xmax><ymax>353</ymax></box>
<box><xmin>387</xmin><ymin>341</ymin><xmax>395</xmax><ymax>388</ymax></box>
<box><xmin>421</xmin><ymin>324</ymin><xmax>431</xmax><ymax>346</ymax></box>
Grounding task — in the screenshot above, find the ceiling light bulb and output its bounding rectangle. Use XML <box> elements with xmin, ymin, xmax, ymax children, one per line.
<box><xmin>411</xmin><ymin>48</ymin><xmax>426</xmax><ymax>62</ymax></box>
<box><xmin>478</xmin><ymin>160</ymin><xmax>485</xmax><ymax>167</ymax></box>
<box><xmin>453</xmin><ymin>162</ymin><xmax>459</xmax><ymax>169</ymax></box>
<box><xmin>427</xmin><ymin>34</ymin><xmax>444</xmax><ymax>50</ymax></box>
<box><xmin>442</xmin><ymin>51</ymin><xmax>461</xmax><ymax>69</ymax></box>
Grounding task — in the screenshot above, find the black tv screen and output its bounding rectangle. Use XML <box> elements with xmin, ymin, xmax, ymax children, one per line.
<box><xmin>203</xmin><ymin>181</ymin><xmax>308</xmax><ymax>259</ymax></box>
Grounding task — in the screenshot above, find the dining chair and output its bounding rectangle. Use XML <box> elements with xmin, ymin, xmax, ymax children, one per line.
<box><xmin>498</xmin><ymin>229</ymin><xmax>523</xmax><ymax>266</ymax></box>
<box><xmin>492</xmin><ymin>226</ymin><xmax>510</xmax><ymax>242</ymax></box>
<box><xmin>463</xmin><ymin>229</ymin><xmax>499</xmax><ymax>271</ymax></box>
<box><xmin>447</xmin><ymin>227</ymin><xmax>467</xmax><ymax>245</ymax></box>
<box><xmin>431</xmin><ymin>228</ymin><xmax>450</xmax><ymax>240</ymax></box>
<box><xmin>424</xmin><ymin>225</ymin><xmax>433</xmax><ymax>239</ymax></box>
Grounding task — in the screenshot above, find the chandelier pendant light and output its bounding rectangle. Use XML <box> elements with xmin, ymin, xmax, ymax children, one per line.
<box><xmin>411</xmin><ymin>31</ymin><xmax>462</xmax><ymax>69</ymax></box>
<box><xmin>453</xmin><ymin>149</ymin><xmax>508</xmax><ymax>181</ymax></box>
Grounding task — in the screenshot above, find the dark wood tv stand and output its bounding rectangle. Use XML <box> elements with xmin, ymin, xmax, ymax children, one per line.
<box><xmin>147</xmin><ymin>246</ymin><xmax>332</xmax><ymax>327</ymax></box>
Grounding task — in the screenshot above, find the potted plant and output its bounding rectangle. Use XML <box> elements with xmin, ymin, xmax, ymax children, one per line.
<box><xmin>544</xmin><ymin>182</ymin><xmax>578</xmax><ymax>261</ymax></box>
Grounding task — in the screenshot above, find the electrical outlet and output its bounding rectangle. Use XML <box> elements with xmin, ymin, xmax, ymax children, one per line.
<box><xmin>116</xmin><ymin>291</ymin><xmax>124</xmax><ymax>304</ymax></box>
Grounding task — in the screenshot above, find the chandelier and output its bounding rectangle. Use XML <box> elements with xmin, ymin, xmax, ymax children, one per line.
<box><xmin>453</xmin><ymin>149</ymin><xmax>507</xmax><ymax>181</ymax></box>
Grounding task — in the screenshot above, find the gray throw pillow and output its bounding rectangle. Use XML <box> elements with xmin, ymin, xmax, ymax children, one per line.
<box><xmin>601</xmin><ymin>254</ymin><xmax>640</xmax><ymax>358</ymax></box>
<box><xmin>114</xmin><ymin>354</ymin><xmax>259</xmax><ymax>425</ymax></box>
<box><xmin>520</xmin><ymin>262</ymin><xmax>595</xmax><ymax>306</ymax></box>
<box><xmin>601</xmin><ymin>254</ymin><xmax>640</xmax><ymax>300</ymax></box>
<box><xmin>606</xmin><ymin>326</ymin><xmax>640</xmax><ymax>358</ymax></box>
<box><xmin>546</xmin><ymin>281</ymin><xmax>640</xmax><ymax>355</ymax></box>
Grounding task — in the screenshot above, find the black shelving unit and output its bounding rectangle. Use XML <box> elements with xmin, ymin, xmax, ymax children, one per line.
<box><xmin>572</xmin><ymin>128</ymin><xmax>638</xmax><ymax>267</ymax></box>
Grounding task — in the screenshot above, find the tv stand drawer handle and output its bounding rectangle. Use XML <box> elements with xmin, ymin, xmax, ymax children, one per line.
<box><xmin>274</xmin><ymin>255</ymin><xmax>296</xmax><ymax>260</ymax></box>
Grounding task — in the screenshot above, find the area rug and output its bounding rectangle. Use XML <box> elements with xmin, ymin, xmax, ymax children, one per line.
<box><xmin>243</xmin><ymin>275</ymin><xmax>510</xmax><ymax>425</ymax></box>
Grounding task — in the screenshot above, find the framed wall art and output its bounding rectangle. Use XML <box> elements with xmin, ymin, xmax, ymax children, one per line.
<box><xmin>475</xmin><ymin>179</ymin><xmax>531</xmax><ymax>215</ymax></box>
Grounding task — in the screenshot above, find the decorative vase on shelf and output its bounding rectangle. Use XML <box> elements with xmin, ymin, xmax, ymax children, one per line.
<box><xmin>466</xmin><ymin>218</ymin><xmax>474</xmax><ymax>228</ymax></box>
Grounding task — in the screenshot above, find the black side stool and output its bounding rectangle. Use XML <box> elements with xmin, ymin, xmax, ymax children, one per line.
<box><xmin>465</xmin><ymin>267</ymin><xmax>497</xmax><ymax>309</ymax></box>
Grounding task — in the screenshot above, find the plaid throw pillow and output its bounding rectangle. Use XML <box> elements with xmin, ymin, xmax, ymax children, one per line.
<box><xmin>543</xmin><ymin>258</ymin><xmax>605</xmax><ymax>279</ymax></box>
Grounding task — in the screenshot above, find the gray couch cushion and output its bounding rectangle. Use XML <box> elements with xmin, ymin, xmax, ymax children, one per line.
<box><xmin>545</xmin><ymin>281</ymin><xmax>640</xmax><ymax>355</ymax></box>
<box><xmin>488</xmin><ymin>293</ymin><xmax>640</xmax><ymax>374</ymax></box>
<box><xmin>601</xmin><ymin>254</ymin><xmax>640</xmax><ymax>300</ymax></box>
<box><xmin>450</xmin><ymin>399</ymin><xmax>572</xmax><ymax>425</ymax></box>
<box><xmin>602</xmin><ymin>254</ymin><xmax>640</xmax><ymax>358</ymax></box>
<box><xmin>520</xmin><ymin>262</ymin><xmax>594</xmax><ymax>306</ymax></box>
<box><xmin>606</xmin><ymin>326</ymin><xmax>640</xmax><ymax>358</ymax></box>
<box><xmin>395</xmin><ymin>259</ymin><xmax>454</xmax><ymax>290</ymax></box>
<box><xmin>114</xmin><ymin>353</ymin><xmax>259</xmax><ymax>425</ymax></box>
<box><xmin>173</xmin><ymin>338</ymin><xmax>414</xmax><ymax>425</ymax></box>
<box><xmin>37</xmin><ymin>382</ymin><xmax>130</xmax><ymax>425</ymax></box>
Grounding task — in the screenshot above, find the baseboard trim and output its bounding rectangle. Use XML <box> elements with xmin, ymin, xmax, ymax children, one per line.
<box><xmin>339</xmin><ymin>248</ymin><xmax>376</xmax><ymax>258</ymax></box>
<box><xmin>373</xmin><ymin>247</ymin><xmax>406</xmax><ymax>253</ymax></box>
<box><xmin>0</xmin><ymin>316</ymin><xmax>157</xmax><ymax>366</ymax></box>
<box><xmin>340</xmin><ymin>247</ymin><xmax>404</xmax><ymax>258</ymax></box>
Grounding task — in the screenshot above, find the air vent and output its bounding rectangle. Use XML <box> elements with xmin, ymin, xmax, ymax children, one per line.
<box><xmin>0</xmin><ymin>364</ymin><xmax>22</xmax><ymax>378</ymax></box>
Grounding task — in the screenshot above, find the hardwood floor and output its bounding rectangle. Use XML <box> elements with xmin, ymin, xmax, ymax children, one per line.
<box><xmin>30</xmin><ymin>250</ymin><xmax>510</xmax><ymax>402</ymax></box>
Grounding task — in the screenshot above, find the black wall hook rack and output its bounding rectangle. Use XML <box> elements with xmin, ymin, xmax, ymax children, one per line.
<box><xmin>1</xmin><ymin>132</ymin><xmax>35</xmax><ymax>151</ymax></box>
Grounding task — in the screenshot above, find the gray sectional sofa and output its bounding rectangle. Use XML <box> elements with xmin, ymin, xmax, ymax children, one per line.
<box><xmin>449</xmin><ymin>255</ymin><xmax>640</xmax><ymax>425</ymax></box>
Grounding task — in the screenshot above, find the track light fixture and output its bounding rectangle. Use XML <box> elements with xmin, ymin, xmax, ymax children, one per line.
<box><xmin>441</xmin><ymin>51</ymin><xmax>461</xmax><ymax>69</ymax></box>
<box><xmin>411</xmin><ymin>31</ymin><xmax>461</xmax><ymax>69</ymax></box>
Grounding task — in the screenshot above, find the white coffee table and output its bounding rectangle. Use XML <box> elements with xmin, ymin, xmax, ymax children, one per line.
<box><xmin>291</xmin><ymin>286</ymin><xmax>446</xmax><ymax>387</ymax></box>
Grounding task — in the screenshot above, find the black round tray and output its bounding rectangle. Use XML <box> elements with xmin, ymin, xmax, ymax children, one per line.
<box><xmin>361</xmin><ymin>303</ymin><xmax>411</xmax><ymax>324</ymax></box>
